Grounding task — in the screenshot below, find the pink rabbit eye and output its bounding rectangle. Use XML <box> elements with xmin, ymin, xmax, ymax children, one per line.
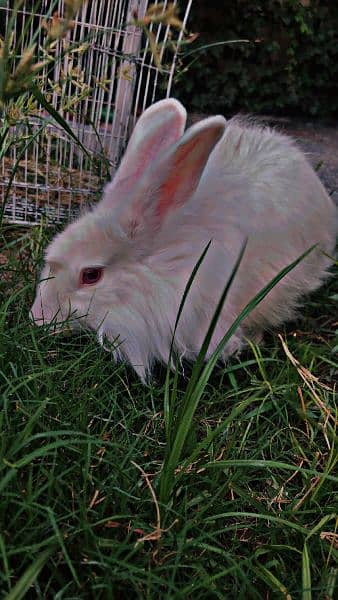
<box><xmin>80</xmin><ymin>267</ymin><xmax>103</xmax><ymax>286</ymax></box>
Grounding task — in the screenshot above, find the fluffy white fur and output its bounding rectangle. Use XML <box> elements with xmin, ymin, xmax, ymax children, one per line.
<box><xmin>31</xmin><ymin>99</ymin><xmax>337</xmax><ymax>379</ymax></box>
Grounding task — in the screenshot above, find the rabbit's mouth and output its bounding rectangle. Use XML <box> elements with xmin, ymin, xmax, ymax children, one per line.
<box><xmin>30</xmin><ymin>299</ymin><xmax>83</xmax><ymax>334</ymax></box>
<box><xmin>48</xmin><ymin>323</ymin><xmax>74</xmax><ymax>336</ymax></box>
<box><xmin>30</xmin><ymin>312</ymin><xmax>75</xmax><ymax>336</ymax></box>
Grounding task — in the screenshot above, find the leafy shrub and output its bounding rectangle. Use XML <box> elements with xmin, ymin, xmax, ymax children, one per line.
<box><xmin>174</xmin><ymin>0</ymin><xmax>338</xmax><ymax>117</ymax></box>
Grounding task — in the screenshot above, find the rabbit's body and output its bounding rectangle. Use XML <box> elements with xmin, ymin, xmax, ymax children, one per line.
<box><xmin>31</xmin><ymin>100</ymin><xmax>336</xmax><ymax>379</ymax></box>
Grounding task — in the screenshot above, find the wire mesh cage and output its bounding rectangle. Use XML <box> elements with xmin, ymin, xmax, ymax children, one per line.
<box><xmin>0</xmin><ymin>0</ymin><xmax>192</xmax><ymax>225</ymax></box>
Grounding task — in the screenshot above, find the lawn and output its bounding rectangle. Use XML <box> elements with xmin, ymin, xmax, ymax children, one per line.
<box><xmin>0</xmin><ymin>223</ymin><xmax>337</xmax><ymax>598</ymax></box>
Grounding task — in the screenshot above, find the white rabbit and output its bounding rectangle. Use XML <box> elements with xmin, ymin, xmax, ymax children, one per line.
<box><xmin>31</xmin><ymin>99</ymin><xmax>337</xmax><ymax>379</ymax></box>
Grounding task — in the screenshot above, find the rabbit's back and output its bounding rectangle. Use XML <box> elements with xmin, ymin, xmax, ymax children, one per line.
<box><xmin>176</xmin><ymin>118</ymin><xmax>337</xmax><ymax>340</ymax></box>
<box><xmin>189</xmin><ymin>118</ymin><xmax>336</xmax><ymax>256</ymax></box>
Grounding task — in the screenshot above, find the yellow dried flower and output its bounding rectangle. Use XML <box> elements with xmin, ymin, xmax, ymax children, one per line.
<box><xmin>131</xmin><ymin>3</ymin><xmax>186</xmax><ymax>71</ymax></box>
<box><xmin>65</xmin><ymin>0</ymin><xmax>84</xmax><ymax>20</ymax></box>
<box><xmin>6</xmin><ymin>103</ymin><xmax>23</xmax><ymax>125</ymax></box>
<box><xmin>118</xmin><ymin>65</ymin><xmax>133</xmax><ymax>82</ymax></box>
<box><xmin>14</xmin><ymin>45</ymin><xmax>36</xmax><ymax>78</ymax></box>
<box><xmin>143</xmin><ymin>3</ymin><xmax>185</xmax><ymax>30</ymax></box>
<box><xmin>45</xmin><ymin>12</ymin><xmax>75</xmax><ymax>41</ymax></box>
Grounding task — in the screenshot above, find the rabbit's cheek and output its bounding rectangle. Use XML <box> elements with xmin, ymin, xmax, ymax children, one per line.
<box><xmin>70</xmin><ymin>290</ymin><xmax>98</xmax><ymax>322</ymax></box>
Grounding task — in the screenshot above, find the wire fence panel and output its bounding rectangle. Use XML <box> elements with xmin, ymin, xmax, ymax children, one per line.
<box><xmin>0</xmin><ymin>0</ymin><xmax>192</xmax><ymax>225</ymax></box>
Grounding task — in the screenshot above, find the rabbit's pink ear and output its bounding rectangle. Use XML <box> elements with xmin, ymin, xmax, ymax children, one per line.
<box><xmin>114</xmin><ymin>116</ymin><xmax>226</xmax><ymax>237</ymax></box>
<box><xmin>102</xmin><ymin>99</ymin><xmax>187</xmax><ymax>203</ymax></box>
<box><xmin>154</xmin><ymin>116</ymin><xmax>226</xmax><ymax>219</ymax></box>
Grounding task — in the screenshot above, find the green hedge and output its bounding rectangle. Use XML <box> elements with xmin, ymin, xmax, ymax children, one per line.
<box><xmin>174</xmin><ymin>0</ymin><xmax>338</xmax><ymax>117</ymax></box>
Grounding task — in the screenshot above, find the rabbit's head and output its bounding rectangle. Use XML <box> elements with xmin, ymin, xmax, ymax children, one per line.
<box><xmin>30</xmin><ymin>99</ymin><xmax>226</xmax><ymax>375</ymax></box>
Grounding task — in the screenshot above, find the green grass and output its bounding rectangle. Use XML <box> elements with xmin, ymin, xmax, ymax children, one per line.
<box><xmin>0</xmin><ymin>224</ymin><xmax>337</xmax><ymax>599</ymax></box>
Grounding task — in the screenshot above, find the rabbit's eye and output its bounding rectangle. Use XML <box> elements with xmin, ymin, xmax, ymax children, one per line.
<box><xmin>80</xmin><ymin>267</ymin><xmax>103</xmax><ymax>286</ymax></box>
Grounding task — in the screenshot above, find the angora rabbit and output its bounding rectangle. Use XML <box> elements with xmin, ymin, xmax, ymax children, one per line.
<box><xmin>31</xmin><ymin>99</ymin><xmax>337</xmax><ymax>379</ymax></box>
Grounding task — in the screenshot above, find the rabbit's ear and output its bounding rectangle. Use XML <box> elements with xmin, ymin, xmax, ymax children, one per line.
<box><xmin>115</xmin><ymin>115</ymin><xmax>226</xmax><ymax>236</ymax></box>
<box><xmin>155</xmin><ymin>116</ymin><xmax>226</xmax><ymax>219</ymax></box>
<box><xmin>102</xmin><ymin>99</ymin><xmax>187</xmax><ymax>203</ymax></box>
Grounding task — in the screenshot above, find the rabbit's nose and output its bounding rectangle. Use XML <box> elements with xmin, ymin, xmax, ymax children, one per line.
<box><xmin>30</xmin><ymin>307</ymin><xmax>47</xmax><ymax>326</ymax></box>
<box><xmin>30</xmin><ymin>301</ymin><xmax>43</xmax><ymax>325</ymax></box>
<box><xmin>30</xmin><ymin>299</ymin><xmax>56</xmax><ymax>325</ymax></box>
<box><xmin>30</xmin><ymin>312</ymin><xmax>44</xmax><ymax>325</ymax></box>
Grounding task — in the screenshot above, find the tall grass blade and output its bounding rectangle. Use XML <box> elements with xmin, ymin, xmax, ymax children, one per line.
<box><xmin>205</xmin><ymin>459</ymin><xmax>338</xmax><ymax>483</ymax></box>
<box><xmin>4</xmin><ymin>549</ymin><xmax>52</xmax><ymax>600</ymax></box>
<box><xmin>163</xmin><ymin>240</ymin><xmax>212</xmax><ymax>441</ymax></box>
<box><xmin>160</xmin><ymin>241</ymin><xmax>248</xmax><ymax>503</ymax></box>
<box><xmin>302</xmin><ymin>542</ymin><xmax>312</xmax><ymax>600</ymax></box>
<box><xmin>253</xmin><ymin>564</ymin><xmax>292</xmax><ymax>598</ymax></box>
<box><xmin>31</xmin><ymin>86</ymin><xmax>91</xmax><ymax>158</ymax></box>
<box><xmin>159</xmin><ymin>245</ymin><xmax>316</xmax><ymax>504</ymax></box>
<box><xmin>180</xmin><ymin>240</ymin><xmax>248</xmax><ymax>413</ymax></box>
<box><xmin>161</xmin><ymin>241</ymin><xmax>247</xmax><ymax>502</ymax></box>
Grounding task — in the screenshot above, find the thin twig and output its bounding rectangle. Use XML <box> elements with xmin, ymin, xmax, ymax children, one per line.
<box><xmin>131</xmin><ymin>461</ymin><xmax>161</xmax><ymax>544</ymax></box>
<box><xmin>279</xmin><ymin>334</ymin><xmax>336</xmax><ymax>425</ymax></box>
